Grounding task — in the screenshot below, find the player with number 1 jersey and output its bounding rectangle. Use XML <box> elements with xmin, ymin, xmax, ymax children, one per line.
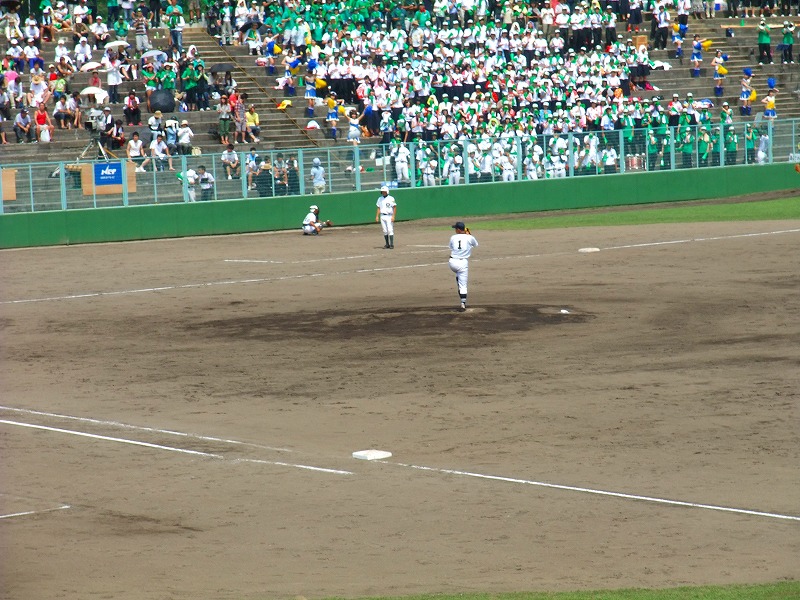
<box><xmin>448</xmin><ymin>221</ymin><xmax>479</xmax><ymax>311</ymax></box>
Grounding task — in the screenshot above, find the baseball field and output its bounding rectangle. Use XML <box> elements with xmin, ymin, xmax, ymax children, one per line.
<box><xmin>1</xmin><ymin>196</ymin><xmax>798</xmax><ymax>600</ymax></box>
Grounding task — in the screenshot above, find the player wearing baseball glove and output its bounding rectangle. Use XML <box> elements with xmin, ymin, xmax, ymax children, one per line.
<box><xmin>302</xmin><ymin>205</ymin><xmax>333</xmax><ymax>235</ymax></box>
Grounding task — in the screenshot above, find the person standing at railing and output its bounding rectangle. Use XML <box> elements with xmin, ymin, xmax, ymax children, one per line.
<box><xmin>756</xmin><ymin>128</ymin><xmax>770</xmax><ymax>164</ymax></box>
<box><xmin>680</xmin><ymin>126</ymin><xmax>694</xmax><ymax>169</ymax></box>
<box><xmin>724</xmin><ymin>125</ymin><xmax>738</xmax><ymax>166</ymax></box>
<box><xmin>197</xmin><ymin>165</ymin><xmax>215</xmax><ymax>201</ymax></box>
<box><xmin>697</xmin><ymin>126</ymin><xmax>710</xmax><ymax>167</ymax></box>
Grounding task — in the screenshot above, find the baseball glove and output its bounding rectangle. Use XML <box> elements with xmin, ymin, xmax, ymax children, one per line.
<box><xmin>324</xmin><ymin>220</ymin><xmax>333</xmax><ymax>227</ymax></box>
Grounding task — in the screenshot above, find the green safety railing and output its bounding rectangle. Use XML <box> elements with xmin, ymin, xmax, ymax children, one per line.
<box><xmin>0</xmin><ymin>118</ymin><xmax>793</xmax><ymax>214</ymax></box>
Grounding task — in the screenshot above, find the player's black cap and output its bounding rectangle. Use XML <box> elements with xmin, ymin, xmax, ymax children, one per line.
<box><xmin>452</xmin><ymin>222</ymin><xmax>465</xmax><ymax>230</ymax></box>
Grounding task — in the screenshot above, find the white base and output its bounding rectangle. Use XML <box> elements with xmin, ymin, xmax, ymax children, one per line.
<box><xmin>352</xmin><ymin>449</ymin><xmax>393</xmax><ymax>461</ymax></box>
<box><xmin>578</xmin><ymin>247</ymin><xmax>601</xmax><ymax>253</ymax></box>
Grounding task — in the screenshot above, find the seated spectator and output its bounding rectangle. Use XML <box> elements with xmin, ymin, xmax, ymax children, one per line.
<box><xmin>74</xmin><ymin>35</ymin><xmax>92</xmax><ymax>67</ymax></box>
<box><xmin>90</xmin><ymin>16</ymin><xmax>110</xmax><ymax>49</ymax></box>
<box><xmin>109</xmin><ymin>119</ymin><xmax>125</xmax><ymax>150</ymax></box>
<box><xmin>67</xmin><ymin>91</ymin><xmax>82</xmax><ymax>128</ymax></box>
<box><xmin>148</xmin><ymin>132</ymin><xmax>175</xmax><ymax>170</ymax></box>
<box><xmin>112</xmin><ymin>15</ymin><xmax>129</xmax><ymax>41</ymax></box>
<box><xmin>220</xmin><ymin>143</ymin><xmax>240</xmax><ymax>179</ymax></box>
<box><xmin>22</xmin><ymin>37</ymin><xmax>44</xmax><ymax>72</ymax></box>
<box><xmin>123</xmin><ymin>90</ymin><xmax>141</xmax><ymax>125</ymax></box>
<box><xmin>13</xmin><ymin>107</ymin><xmax>34</xmax><ymax>143</ymax></box>
<box><xmin>34</xmin><ymin>103</ymin><xmax>54</xmax><ymax>142</ymax></box>
<box><xmin>128</xmin><ymin>131</ymin><xmax>147</xmax><ymax>170</ymax></box>
<box><xmin>244</xmin><ymin>103</ymin><xmax>260</xmax><ymax>142</ymax></box>
<box><xmin>176</xmin><ymin>119</ymin><xmax>194</xmax><ymax>154</ymax></box>
<box><xmin>53</xmin><ymin>95</ymin><xmax>73</xmax><ymax>128</ymax></box>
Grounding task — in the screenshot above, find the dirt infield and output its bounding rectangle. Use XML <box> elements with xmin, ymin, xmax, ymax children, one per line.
<box><xmin>1</xmin><ymin>217</ymin><xmax>798</xmax><ymax>600</ymax></box>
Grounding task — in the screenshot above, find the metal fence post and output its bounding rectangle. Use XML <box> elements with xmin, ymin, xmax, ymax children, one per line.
<box><xmin>29</xmin><ymin>165</ymin><xmax>36</xmax><ymax>211</ymax></box>
<box><xmin>122</xmin><ymin>158</ymin><xmax>129</xmax><ymax>207</ymax></box>
<box><xmin>619</xmin><ymin>130</ymin><xmax>625</xmax><ymax>174</ymax></box>
<box><xmin>768</xmin><ymin>120</ymin><xmax>774</xmax><ymax>164</ymax></box>
<box><xmin>353</xmin><ymin>146</ymin><xmax>362</xmax><ymax>191</ymax></box>
<box><xmin>59</xmin><ymin>162</ymin><xmax>67</xmax><ymax>210</ymax></box>
<box><xmin>298</xmin><ymin>148</ymin><xmax>306</xmax><ymax>197</ymax></box>
<box><xmin>180</xmin><ymin>155</ymin><xmax>188</xmax><ymax>202</ymax></box>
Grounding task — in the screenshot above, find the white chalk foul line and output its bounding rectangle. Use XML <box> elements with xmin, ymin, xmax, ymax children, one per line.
<box><xmin>600</xmin><ymin>228</ymin><xmax>800</xmax><ymax>252</ymax></box>
<box><xmin>3</xmin><ymin>227</ymin><xmax>798</xmax><ymax>306</ymax></box>
<box><xmin>387</xmin><ymin>462</ymin><xmax>800</xmax><ymax>523</ymax></box>
<box><xmin>0</xmin><ymin>405</ymin><xmax>292</xmax><ymax>453</ymax></box>
<box><xmin>0</xmin><ymin>505</ymin><xmax>72</xmax><ymax>521</ymax></box>
<box><xmin>224</xmin><ymin>249</ymin><xmax>444</xmax><ymax>265</ymax></box>
<box><xmin>0</xmin><ymin>419</ymin><xmax>351</xmax><ymax>476</ymax></box>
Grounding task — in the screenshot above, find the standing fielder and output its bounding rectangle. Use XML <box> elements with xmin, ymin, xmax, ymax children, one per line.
<box><xmin>448</xmin><ymin>221</ymin><xmax>479</xmax><ymax>311</ymax></box>
<box><xmin>375</xmin><ymin>185</ymin><xmax>397</xmax><ymax>249</ymax></box>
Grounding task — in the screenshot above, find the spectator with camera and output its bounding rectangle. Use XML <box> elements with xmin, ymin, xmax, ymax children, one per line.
<box><xmin>197</xmin><ymin>165</ymin><xmax>215</xmax><ymax>201</ymax></box>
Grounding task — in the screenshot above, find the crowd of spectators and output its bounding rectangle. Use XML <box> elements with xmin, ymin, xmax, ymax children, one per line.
<box><xmin>0</xmin><ymin>0</ymin><xmax>779</xmax><ymax>181</ymax></box>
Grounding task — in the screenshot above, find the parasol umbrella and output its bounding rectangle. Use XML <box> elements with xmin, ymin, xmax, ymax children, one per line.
<box><xmin>105</xmin><ymin>40</ymin><xmax>130</xmax><ymax>50</ymax></box>
<box><xmin>80</xmin><ymin>61</ymin><xmax>103</xmax><ymax>72</ymax></box>
<box><xmin>141</xmin><ymin>49</ymin><xmax>166</xmax><ymax>60</ymax></box>
<box><xmin>80</xmin><ymin>86</ymin><xmax>109</xmax><ymax>101</ymax></box>
<box><xmin>4</xmin><ymin>70</ymin><xmax>19</xmax><ymax>82</ymax></box>
<box><xmin>210</xmin><ymin>62</ymin><xmax>236</xmax><ymax>73</ymax></box>
<box><xmin>239</xmin><ymin>20</ymin><xmax>262</xmax><ymax>33</ymax></box>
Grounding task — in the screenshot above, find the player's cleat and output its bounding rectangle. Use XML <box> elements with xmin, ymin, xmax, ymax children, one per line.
<box><xmin>389</xmin><ymin>245</ymin><xmax>394</xmax><ymax>249</ymax></box>
<box><xmin>383</xmin><ymin>244</ymin><xmax>390</xmax><ymax>249</ymax></box>
<box><xmin>459</xmin><ymin>302</ymin><xmax>466</xmax><ymax>311</ymax></box>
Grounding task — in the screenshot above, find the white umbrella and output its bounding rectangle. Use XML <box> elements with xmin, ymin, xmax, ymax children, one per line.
<box><xmin>141</xmin><ymin>49</ymin><xmax>166</xmax><ymax>60</ymax></box>
<box><xmin>79</xmin><ymin>86</ymin><xmax>109</xmax><ymax>101</ymax></box>
<box><xmin>105</xmin><ymin>40</ymin><xmax>130</xmax><ymax>49</ymax></box>
<box><xmin>80</xmin><ymin>61</ymin><xmax>103</xmax><ymax>72</ymax></box>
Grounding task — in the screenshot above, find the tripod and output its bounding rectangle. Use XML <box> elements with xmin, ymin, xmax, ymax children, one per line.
<box><xmin>76</xmin><ymin>136</ymin><xmax>119</xmax><ymax>162</ymax></box>
<box><xmin>48</xmin><ymin>136</ymin><xmax>120</xmax><ymax>179</ymax></box>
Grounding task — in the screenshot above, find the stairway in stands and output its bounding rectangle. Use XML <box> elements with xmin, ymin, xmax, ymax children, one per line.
<box><xmin>644</xmin><ymin>14</ymin><xmax>800</xmax><ymax>118</ymax></box>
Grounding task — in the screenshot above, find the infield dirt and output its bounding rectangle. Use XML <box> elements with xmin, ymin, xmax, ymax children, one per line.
<box><xmin>1</xmin><ymin>217</ymin><xmax>798</xmax><ymax>600</ymax></box>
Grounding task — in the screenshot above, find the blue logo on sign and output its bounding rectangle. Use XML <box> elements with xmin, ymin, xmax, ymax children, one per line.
<box><xmin>94</xmin><ymin>162</ymin><xmax>123</xmax><ymax>186</ymax></box>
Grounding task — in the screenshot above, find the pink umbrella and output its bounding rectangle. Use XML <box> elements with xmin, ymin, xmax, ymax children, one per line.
<box><xmin>4</xmin><ymin>70</ymin><xmax>19</xmax><ymax>82</ymax></box>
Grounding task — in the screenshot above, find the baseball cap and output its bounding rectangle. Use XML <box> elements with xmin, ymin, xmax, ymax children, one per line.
<box><xmin>309</xmin><ymin>204</ymin><xmax>319</xmax><ymax>211</ymax></box>
<box><xmin>451</xmin><ymin>221</ymin><xmax>465</xmax><ymax>230</ymax></box>
<box><xmin>380</xmin><ymin>185</ymin><xmax>389</xmax><ymax>193</ymax></box>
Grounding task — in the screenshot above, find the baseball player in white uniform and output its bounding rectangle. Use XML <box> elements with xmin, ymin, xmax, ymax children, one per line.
<box><xmin>375</xmin><ymin>186</ymin><xmax>397</xmax><ymax>249</ymax></box>
<box><xmin>302</xmin><ymin>204</ymin><xmax>332</xmax><ymax>235</ymax></box>
<box><xmin>448</xmin><ymin>221</ymin><xmax>479</xmax><ymax>311</ymax></box>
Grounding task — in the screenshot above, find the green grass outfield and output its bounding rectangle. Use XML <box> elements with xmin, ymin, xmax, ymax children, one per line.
<box><xmin>318</xmin><ymin>582</ymin><xmax>800</xmax><ymax>600</ymax></box>
<box><xmin>474</xmin><ymin>197</ymin><xmax>800</xmax><ymax>230</ymax></box>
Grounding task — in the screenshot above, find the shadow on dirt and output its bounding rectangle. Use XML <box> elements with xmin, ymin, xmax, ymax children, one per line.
<box><xmin>188</xmin><ymin>304</ymin><xmax>592</xmax><ymax>340</ymax></box>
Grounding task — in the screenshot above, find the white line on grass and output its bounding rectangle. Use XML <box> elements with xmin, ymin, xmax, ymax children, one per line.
<box><xmin>2</xmin><ymin>228</ymin><xmax>798</xmax><ymax>305</ymax></box>
<box><xmin>0</xmin><ymin>419</ymin><xmax>352</xmax><ymax>476</ymax></box>
<box><xmin>224</xmin><ymin>249</ymin><xmax>444</xmax><ymax>265</ymax></box>
<box><xmin>385</xmin><ymin>461</ymin><xmax>800</xmax><ymax>523</ymax></box>
<box><xmin>0</xmin><ymin>405</ymin><xmax>292</xmax><ymax>453</ymax></box>
<box><xmin>0</xmin><ymin>505</ymin><xmax>72</xmax><ymax>520</ymax></box>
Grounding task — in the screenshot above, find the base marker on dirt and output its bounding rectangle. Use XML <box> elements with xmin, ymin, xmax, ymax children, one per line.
<box><xmin>578</xmin><ymin>247</ymin><xmax>600</xmax><ymax>253</ymax></box>
<box><xmin>352</xmin><ymin>449</ymin><xmax>393</xmax><ymax>461</ymax></box>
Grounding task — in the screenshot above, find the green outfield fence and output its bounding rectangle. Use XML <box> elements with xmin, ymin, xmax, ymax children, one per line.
<box><xmin>2</xmin><ymin>120</ymin><xmax>800</xmax><ymax>248</ymax></box>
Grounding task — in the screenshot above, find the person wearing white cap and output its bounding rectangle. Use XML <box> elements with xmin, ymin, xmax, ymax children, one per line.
<box><xmin>302</xmin><ymin>204</ymin><xmax>332</xmax><ymax>235</ymax></box>
<box><xmin>74</xmin><ymin>36</ymin><xmax>92</xmax><ymax>68</ymax></box>
<box><xmin>448</xmin><ymin>221</ymin><xmax>478</xmax><ymax>312</ymax></box>
<box><xmin>176</xmin><ymin>119</ymin><xmax>194</xmax><ymax>155</ymax></box>
<box><xmin>375</xmin><ymin>185</ymin><xmax>397</xmax><ymax>249</ymax></box>
<box><xmin>309</xmin><ymin>157</ymin><xmax>326</xmax><ymax>195</ymax></box>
